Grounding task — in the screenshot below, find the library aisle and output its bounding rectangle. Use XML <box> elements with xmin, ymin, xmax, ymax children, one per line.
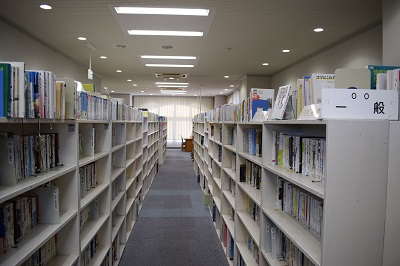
<box><xmin>119</xmin><ymin>149</ymin><xmax>229</xmax><ymax>266</ymax></box>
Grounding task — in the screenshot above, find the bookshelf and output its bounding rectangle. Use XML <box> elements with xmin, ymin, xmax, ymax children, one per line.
<box><xmin>158</xmin><ymin>116</ymin><xmax>167</xmax><ymax>165</ymax></box>
<box><xmin>193</xmin><ymin>110</ymin><xmax>390</xmax><ymax>266</ymax></box>
<box><xmin>0</xmin><ymin>111</ymin><xmax>160</xmax><ymax>265</ymax></box>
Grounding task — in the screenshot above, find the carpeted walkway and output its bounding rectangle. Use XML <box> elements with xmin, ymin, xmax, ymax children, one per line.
<box><xmin>119</xmin><ymin>149</ymin><xmax>229</xmax><ymax>266</ymax></box>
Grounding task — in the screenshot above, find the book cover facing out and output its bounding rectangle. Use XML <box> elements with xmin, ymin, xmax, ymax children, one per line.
<box><xmin>367</xmin><ymin>65</ymin><xmax>400</xmax><ymax>90</ymax></box>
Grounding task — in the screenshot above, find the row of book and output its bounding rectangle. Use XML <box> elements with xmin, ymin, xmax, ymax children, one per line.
<box><xmin>239</xmin><ymin>161</ymin><xmax>262</xmax><ymax>189</ymax></box>
<box><xmin>206</xmin><ymin>89</ymin><xmax>274</xmax><ymax>123</ymax></box>
<box><xmin>0</xmin><ymin>184</ymin><xmax>59</xmax><ymax>254</ymax></box>
<box><xmin>0</xmin><ymin>62</ymin><xmax>144</xmax><ymax>121</ymax></box>
<box><xmin>277</xmin><ymin>178</ymin><xmax>323</xmax><ymax>237</ymax></box>
<box><xmin>246</xmin><ymin>196</ymin><xmax>260</xmax><ymax>225</ymax></box>
<box><xmin>193</xmin><ymin>112</ymin><xmax>206</xmax><ymax>123</ymax></box>
<box><xmin>229</xmin><ymin>178</ymin><xmax>236</xmax><ymax>197</ymax></box>
<box><xmin>272</xmin><ymin>132</ymin><xmax>327</xmax><ymax>181</ymax></box>
<box><xmin>81</xmin><ymin>234</ymin><xmax>99</xmax><ymax>266</ymax></box>
<box><xmin>245</xmin><ymin>128</ymin><xmax>262</xmax><ymax>157</ymax></box>
<box><xmin>112</xmin><ymin>177</ymin><xmax>122</xmax><ymax>201</ymax></box>
<box><xmin>247</xmin><ymin>234</ymin><xmax>260</xmax><ymax>264</ymax></box>
<box><xmin>112</xmin><ymin>234</ymin><xmax>120</xmax><ymax>261</ymax></box>
<box><xmin>0</xmin><ymin>133</ymin><xmax>60</xmax><ymax>186</ymax></box>
<box><xmin>21</xmin><ymin>234</ymin><xmax>57</xmax><ymax>266</ymax></box>
<box><xmin>265</xmin><ymin>221</ymin><xmax>316</xmax><ymax>266</ymax></box>
<box><xmin>80</xmin><ymin>198</ymin><xmax>99</xmax><ymax>231</ymax></box>
<box><xmin>0</xmin><ymin>195</ymin><xmax>38</xmax><ymax>253</ymax></box>
<box><xmin>79</xmin><ymin>162</ymin><xmax>98</xmax><ymax>198</ymax></box>
<box><xmin>222</xmin><ymin>223</ymin><xmax>234</xmax><ymax>260</ymax></box>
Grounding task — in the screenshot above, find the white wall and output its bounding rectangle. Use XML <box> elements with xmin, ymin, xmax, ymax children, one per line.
<box><xmin>271</xmin><ymin>25</ymin><xmax>382</xmax><ymax>89</ymax></box>
<box><xmin>383</xmin><ymin>0</ymin><xmax>400</xmax><ymax>66</ymax></box>
<box><xmin>239</xmin><ymin>75</ymin><xmax>270</xmax><ymax>102</ymax></box>
<box><xmin>214</xmin><ymin>95</ymin><xmax>226</xmax><ymax>108</ymax></box>
<box><xmin>0</xmin><ymin>19</ymin><xmax>101</xmax><ymax>89</ymax></box>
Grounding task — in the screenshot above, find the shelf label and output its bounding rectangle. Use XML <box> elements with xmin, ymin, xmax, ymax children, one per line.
<box><xmin>68</xmin><ymin>124</ymin><xmax>75</xmax><ymax>132</ymax></box>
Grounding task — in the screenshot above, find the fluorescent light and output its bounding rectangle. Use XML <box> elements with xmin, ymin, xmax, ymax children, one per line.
<box><xmin>160</xmin><ymin>90</ymin><xmax>186</xmax><ymax>94</ymax></box>
<box><xmin>141</xmin><ymin>91</ymin><xmax>144</xmax><ymax>93</ymax></box>
<box><xmin>169</xmin><ymin>77</ymin><xmax>174</xmax><ymax>80</ymax></box>
<box><xmin>157</xmin><ymin>85</ymin><xmax>188</xmax><ymax>88</ymax></box>
<box><xmin>78</xmin><ymin>37</ymin><xmax>86</xmax><ymax>41</ymax></box>
<box><xmin>155</xmin><ymin>82</ymin><xmax>189</xmax><ymax>85</ymax></box>
<box><xmin>127</xmin><ymin>79</ymin><xmax>132</xmax><ymax>81</ymax></box>
<box><xmin>133</xmin><ymin>84</ymin><xmax>137</xmax><ymax>86</ymax></box>
<box><xmin>224</xmin><ymin>75</ymin><xmax>229</xmax><ymax>78</ymax></box>
<box><xmin>100</xmin><ymin>56</ymin><xmax>107</xmax><ymax>59</ymax></box>
<box><xmin>145</xmin><ymin>64</ymin><xmax>194</xmax><ymax>67</ymax></box>
<box><xmin>225</xmin><ymin>89</ymin><xmax>229</xmax><ymax>91</ymax></box>
<box><xmin>115</xmin><ymin>7</ymin><xmax>209</xmax><ymax>16</ymax></box>
<box><xmin>194</xmin><ymin>94</ymin><xmax>197</xmax><ymax>96</ymax></box>
<box><xmin>111</xmin><ymin>90</ymin><xmax>115</xmax><ymax>92</ymax></box>
<box><xmin>141</xmin><ymin>55</ymin><xmax>196</xmax><ymax>60</ymax></box>
<box><xmin>262</xmin><ymin>63</ymin><xmax>269</xmax><ymax>66</ymax></box>
<box><xmin>40</xmin><ymin>4</ymin><xmax>52</xmax><ymax>10</ymax></box>
<box><xmin>128</xmin><ymin>30</ymin><xmax>203</xmax><ymax>37</ymax></box>
<box><xmin>150</xmin><ymin>94</ymin><xmax>153</xmax><ymax>95</ymax></box>
<box><xmin>282</xmin><ymin>49</ymin><xmax>290</xmax><ymax>53</ymax></box>
<box><xmin>116</xmin><ymin>70</ymin><xmax>122</xmax><ymax>72</ymax></box>
<box><xmin>314</xmin><ymin>28</ymin><xmax>324</xmax><ymax>32</ymax></box>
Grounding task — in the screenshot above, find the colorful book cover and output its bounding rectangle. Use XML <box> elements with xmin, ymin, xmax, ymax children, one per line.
<box><xmin>270</xmin><ymin>85</ymin><xmax>292</xmax><ymax>120</ymax></box>
<box><xmin>0</xmin><ymin>69</ymin><xmax>3</xmax><ymax>117</ymax></box>
<box><xmin>367</xmin><ymin>65</ymin><xmax>400</xmax><ymax>90</ymax></box>
<box><xmin>0</xmin><ymin>64</ymin><xmax>11</xmax><ymax>117</ymax></box>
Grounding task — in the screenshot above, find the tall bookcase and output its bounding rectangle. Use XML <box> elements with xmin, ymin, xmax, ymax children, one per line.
<box><xmin>193</xmin><ymin>114</ymin><xmax>390</xmax><ymax>266</ymax></box>
<box><xmin>0</xmin><ymin>114</ymin><xmax>160</xmax><ymax>265</ymax></box>
<box><xmin>158</xmin><ymin>116</ymin><xmax>168</xmax><ymax>165</ymax></box>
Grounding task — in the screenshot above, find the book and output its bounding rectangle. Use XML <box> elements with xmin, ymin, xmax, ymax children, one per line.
<box><xmin>0</xmin><ymin>69</ymin><xmax>3</xmax><ymax>117</ymax></box>
<box><xmin>249</xmin><ymin>88</ymin><xmax>274</xmax><ymax>119</ymax></box>
<box><xmin>34</xmin><ymin>186</ymin><xmax>60</xmax><ymax>224</ymax></box>
<box><xmin>0</xmin><ymin>64</ymin><xmax>11</xmax><ymax>117</ymax></box>
<box><xmin>248</xmin><ymin>128</ymin><xmax>256</xmax><ymax>155</ymax></box>
<box><xmin>270</xmin><ymin>85</ymin><xmax>292</xmax><ymax>120</ymax></box>
<box><xmin>367</xmin><ymin>65</ymin><xmax>400</xmax><ymax>90</ymax></box>
<box><xmin>310</xmin><ymin>73</ymin><xmax>335</xmax><ymax>104</ymax></box>
<box><xmin>0</xmin><ymin>62</ymin><xmax>25</xmax><ymax>118</ymax></box>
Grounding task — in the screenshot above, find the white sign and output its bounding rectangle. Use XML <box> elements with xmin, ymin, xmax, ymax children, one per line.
<box><xmin>321</xmin><ymin>88</ymin><xmax>398</xmax><ymax>120</ymax></box>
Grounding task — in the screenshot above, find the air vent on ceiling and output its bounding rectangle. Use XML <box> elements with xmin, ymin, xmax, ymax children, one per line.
<box><xmin>155</xmin><ymin>73</ymin><xmax>188</xmax><ymax>79</ymax></box>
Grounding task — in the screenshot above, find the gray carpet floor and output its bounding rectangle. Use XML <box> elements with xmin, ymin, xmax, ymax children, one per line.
<box><xmin>119</xmin><ymin>149</ymin><xmax>229</xmax><ymax>266</ymax></box>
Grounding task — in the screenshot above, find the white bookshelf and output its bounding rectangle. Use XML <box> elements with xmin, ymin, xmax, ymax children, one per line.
<box><xmin>0</xmin><ymin>111</ymin><xmax>161</xmax><ymax>265</ymax></box>
<box><xmin>193</xmin><ymin>113</ymin><xmax>391</xmax><ymax>266</ymax></box>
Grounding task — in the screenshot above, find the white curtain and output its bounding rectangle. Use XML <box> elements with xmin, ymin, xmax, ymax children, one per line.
<box><xmin>134</xmin><ymin>96</ymin><xmax>213</xmax><ymax>140</ymax></box>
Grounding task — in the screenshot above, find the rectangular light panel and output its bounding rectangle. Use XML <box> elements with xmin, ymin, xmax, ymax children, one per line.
<box><xmin>115</xmin><ymin>7</ymin><xmax>210</xmax><ymax>16</ymax></box>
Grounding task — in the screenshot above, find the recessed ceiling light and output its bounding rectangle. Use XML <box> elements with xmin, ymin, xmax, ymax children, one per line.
<box><xmin>133</xmin><ymin>84</ymin><xmax>137</xmax><ymax>86</ymax></box>
<box><xmin>314</xmin><ymin>28</ymin><xmax>324</xmax><ymax>32</ymax></box>
<box><xmin>114</xmin><ymin>7</ymin><xmax>210</xmax><ymax>16</ymax></box>
<box><xmin>282</xmin><ymin>49</ymin><xmax>290</xmax><ymax>53</ymax></box>
<box><xmin>111</xmin><ymin>90</ymin><xmax>115</xmax><ymax>93</ymax></box>
<box><xmin>262</xmin><ymin>63</ymin><xmax>269</xmax><ymax>66</ymax></box>
<box><xmin>78</xmin><ymin>37</ymin><xmax>86</xmax><ymax>41</ymax></box>
<box><xmin>40</xmin><ymin>4</ymin><xmax>52</xmax><ymax>10</ymax></box>
<box><xmin>141</xmin><ymin>55</ymin><xmax>196</xmax><ymax>60</ymax></box>
<box><xmin>169</xmin><ymin>77</ymin><xmax>174</xmax><ymax>80</ymax></box>
<box><xmin>230</xmin><ymin>85</ymin><xmax>234</xmax><ymax>88</ymax></box>
<box><xmin>224</xmin><ymin>75</ymin><xmax>229</xmax><ymax>78</ymax></box>
<box><xmin>128</xmin><ymin>30</ymin><xmax>203</xmax><ymax>37</ymax></box>
<box><xmin>150</xmin><ymin>94</ymin><xmax>153</xmax><ymax>95</ymax></box>
<box><xmin>116</xmin><ymin>70</ymin><xmax>122</xmax><ymax>72</ymax></box>
<box><xmin>155</xmin><ymin>82</ymin><xmax>189</xmax><ymax>85</ymax></box>
<box><xmin>127</xmin><ymin>79</ymin><xmax>132</xmax><ymax>82</ymax></box>
<box><xmin>225</xmin><ymin>89</ymin><xmax>229</xmax><ymax>91</ymax></box>
<box><xmin>145</xmin><ymin>64</ymin><xmax>194</xmax><ymax>68</ymax></box>
<box><xmin>141</xmin><ymin>91</ymin><xmax>144</xmax><ymax>93</ymax></box>
<box><xmin>100</xmin><ymin>56</ymin><xmax>107</xmax><ymax>59</ymax></box>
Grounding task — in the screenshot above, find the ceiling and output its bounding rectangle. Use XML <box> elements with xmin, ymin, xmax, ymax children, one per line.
<box><xmin>0</xmin><ymin>0</ymin><xmax>382</xmax><ymax>97</ymax></box>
